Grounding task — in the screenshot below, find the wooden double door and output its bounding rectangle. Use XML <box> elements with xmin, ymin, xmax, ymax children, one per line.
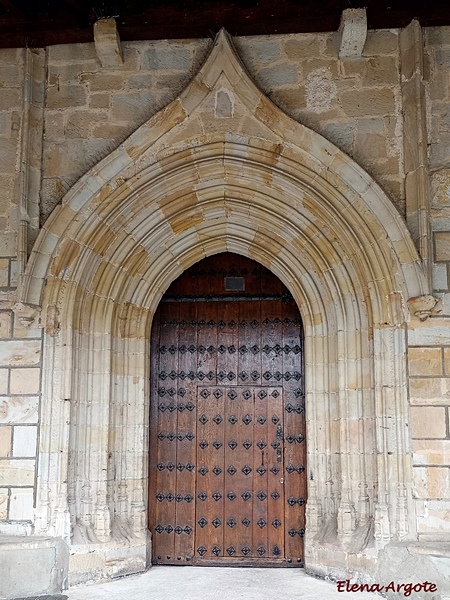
<box><xmin>149</xmin><ymin>254</ymin><xmax>306</xmax><ymax>566</ymax></box>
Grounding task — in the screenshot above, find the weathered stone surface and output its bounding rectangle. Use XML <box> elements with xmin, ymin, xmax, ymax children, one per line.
<box><xmin>12</xmin><ymin>425</ymin><xmax>37</xmax><ymax>457</ymax></box>
<box><xmin>414</xmin><ymin>439</ymin><xmax>450</xmax><ymax>466</ymax></box>
<box><xmin>0</xmin><ymin>536</ymin><xmax>69</xmax><ymax>599</ymax></box>
<box><xmin>411</xmin><ymin>406</ymin><xmax>447</xmax><ymax>438</ymax></box>
<box><xmin>415</xmin><ymin>466</ymin><xmax>450</xmax><ymax>499</ymax></box>
<box><xmin>0</xmin><ymin>459</ymin><xmax>35</xmax><ymax>485</ymax></box>
<box><xmin>0</xmin><ymin>368</ymin><xmax>8</xmax><ymax>394</ymax></box>
<box><xmin>340</xmin><ymin>87</ymin><xmax>395</xmax><ymax>116</ymax></box>
<box><xmin>0</xmin><ymin>425</ymin><xmax>11</xmax><ymax>456</ymax></box>
<box><xmin>435</xmin><ymin>232</ymin><xmax>450</xmax><ymax>261</ymax></box>
<box><xmin>46</xmin><ymin>86</ymin><xmax>87</xmax><ymax>109</ymax></box>
<box><xmin>337</xmin><ymin>8</ymin><xmax>367</xmax><ymax>59</ymax></box>
<box><xmin>409</xmin><ymin>347</ymin><xmax>442</xmax><ymax>376</ymax></box>
<box><xmin>0</xmin><ymin>396</ymin><xmax>39</xmax><ymax>424</ymax></box>
<box><xmin>0</xmin><ymin>487</ymin><xmax>8</xmax><ymax>519</ymax></box>
<box><xmin>0</xmin><ymin>312</ymin><xmax>12</xmax><ymax>338</ymax></box>
<box><xmin>9</xmin><ymin>368</ymin><xmax>40</xmax><ymax>394</ymax></box>
<box><xmin>0</xmin><ymin>340</ymin><xmax>41</xmax><ymax>366</ymax></box>
<box><xmin>142</xmin><ymin>46</ymin><xmax>193</xmax><ymax>70</ymax></box>
<box><xmin>94</xmin><ymin>18</ymin><xmax>123</xmax><ymax>68</ymax></box>
<box><xmin>8</xmin><ymin>486</ymin><xmax>34</xmax><ymax>520</ymax></box>
<box><xmin>377</xmin><ymin>543</ymin><xmax>450</xmax><ymax>600</ymax></box>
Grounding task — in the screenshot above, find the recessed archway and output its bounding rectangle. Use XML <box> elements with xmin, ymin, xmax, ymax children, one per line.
<box><xmin>18</xmin><ymin>30</ymin><xmax>427</xmax><ymax>584</ymax></box>
<box><xmin>149</xmin><ymin>252</ymin><xmax>307</xmax><ymax>566</ymax></box>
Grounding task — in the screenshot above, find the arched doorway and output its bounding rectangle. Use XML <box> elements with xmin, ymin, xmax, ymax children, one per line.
<box><xmin>149</xmin><ymin>253</ymin><xmax>306</xmax><ymax>566</ymax></box>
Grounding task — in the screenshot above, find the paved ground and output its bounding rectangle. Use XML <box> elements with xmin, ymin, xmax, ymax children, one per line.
<box><xmin>66</xmin><ymin>567</ymin><xmax>379</xmax><ymax>600</ymax></box>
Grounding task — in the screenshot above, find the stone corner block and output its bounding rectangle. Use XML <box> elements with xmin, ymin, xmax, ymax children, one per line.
<box><xmin>377</xmin><ymin>542</ymin><xmax>450</xmax><ymax>599</ymax></box>
<box><xmin>94</xmin><ymin>18</ymin><xmax>123</xmax><ymax>68</ymax></box>
<box><xmin>0</xmin><ymin>535</ymin><xmax>69</xmax><ymax>598</ymax></box>
<box><xmin>337</xmin><ymin>8</ymin><xmax>367</xmax><ymax>59</ymax></box>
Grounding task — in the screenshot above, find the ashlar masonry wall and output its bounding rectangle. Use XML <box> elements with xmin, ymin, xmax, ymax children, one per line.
<box><xmin>0</xmin><ymin>23</ymin><xmax>449</xmax><ymax>568</ymax></box>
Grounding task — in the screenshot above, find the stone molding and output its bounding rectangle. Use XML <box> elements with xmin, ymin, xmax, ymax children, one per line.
<box><xmin>18</xmin><ymin>29</ymin><xmax>427</xmax><ymax>582</ymax></box>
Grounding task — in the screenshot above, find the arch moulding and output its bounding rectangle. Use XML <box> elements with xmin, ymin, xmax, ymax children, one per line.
<box><xmin>19</xmin><ymin>30</ymin><xmax>427</xmax><ymax>584</ymax></box>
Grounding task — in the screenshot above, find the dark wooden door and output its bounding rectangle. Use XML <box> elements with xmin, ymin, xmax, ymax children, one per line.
<box><xmin>149</xmin><ymin>254</ymin><xmax>306</xmax><ymax>566</ymax></box>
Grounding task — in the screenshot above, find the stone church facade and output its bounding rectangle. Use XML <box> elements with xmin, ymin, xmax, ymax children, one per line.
<box><xmin>0</xmin><ymin>14</ymin><xmax>449</xmax><ymax>598</ymax></box>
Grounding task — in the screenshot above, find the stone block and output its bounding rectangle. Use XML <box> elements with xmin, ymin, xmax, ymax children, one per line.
<box><xmin>413</xmin><ymin>439</ymin><xmax>450</xmax><ymax>466</ymax></box>
<box><xmin>49</xmin><ymin>42</ymin><xmax>98</xmax><ymax>63</ymax></box>
<box><xmin>142</xmin><ymin>46</ymin><xmax>192</xmax><ymax>71</ymax></box>
<box><xmin>0</xmin><ymin>259</ymin><xmax>9</xmax><ymax>288</ymax></box>
<box><xmin>9</xmin><ymin>368</ymin><xmax>40</xmax><ymax>394</ymax></box>
<box><xmin>322</xmin><ymin>121</ymin><xmax>355</xmax><ymax>154</ymax></box>
<box><xmin>12</xmin><ymin>425</ymin><xmax>37</xmax><ymax>457</ymax></box>
<box><xmin>435</xmin><ymin>232</ymin><xmax>450</xmax><ymax>262</ymax></box>
<box><xmin>65</xmin><ymin>110</ymin><xmax>108</xmax><ymax>138</ymax></box>
<box><xmin>410</xmin><ymin>377</ymin><xmax>450</xmax><ymax>405</ymax></box>
<box><xmin>409</xmin><ymin>347</ymin><xmax>443</xmax><ymax>376</ymax></box>
<box><xmin>237</xmin><ymin>37</ymin><xmax>281</xmax><ymax>64</ymax></box>
<box><xmin>363</xmin><ymin>30</ymin><xmax>399</xmax><ymax>56</ymax></box>
<box><xmin>9</xmin><ymin>259</ymin><xmax>17</xmax><ymax>288</ymax></box>
<box><xmin>0</xmin><ymin>340</ymin><xmax>41</xmax><ymax>367</ymax></box>
<box><xmin>94</xmin><ymin>18</ymin><xmax>123</xmax><ymax>68</ymax></box>
<box><xmin>433</xmin><ymin>263</ymin><xmax>448</xmax><ymax>290</ymax></box>
<box><xmin>111</xmin><ymin>91</ymin><xmax>156</xmax><ymax>123</ymax></box>
<box><xmin>0</xmin><ymin>396</ymin><xmax>39</xmax><ymax>424</ymax></box>
<box><xmin>337</xmin><ymin>8</ymin><xmax>367</xmax><ymax>59</ymax></box>
<box><xmin>342</xmin><ymin>56</ymin><xmax>398</xmax><ymax>86</ymax></box>
<box><xmin>92</xmin><ymin>123</ymin><xmax>130</xmax><ymax>141</ymax></box>
<box><xmin>80</xmin><ymin>71</ymin><xmax>124</xmax><ymax>92</ymax></box>
<box><xmin>273</xmin><ymin>88</ymin><xmax>306</xmax><ymax>112</ymax></box>
<box><xmin>0</xmin><ymin>88</ymin><xmax>20</xmax><ymax>111</ymax></box>
<box><xmin>8</xmin><ymin>487</ymin><xmax>34</xmax><ymax>520</ymax></box>
<box><xmin>411</xmin><ymin>406</ymin><xmax>447</xmax><ymax>438</ymax></box>
<box><xmin>354</xmin><ymin>132</ymin><xmax>387</xmax><ymax>159</ymax></box>
<box><xmin>46</xmin><ymin>85</ymin><xmax>87</xmax><ymax>109</ymax></box>
<box><xmin>340</xmin><ymin>87</ymin><xmax>396</xmax><ymax>117</ymax></box>
<box><xmin>257</xmin><ymin>63</ymin><xmax>298</xmax><ymax>87</ymax></box>
<box><xmin>0</xmin><ymin>311</ymin><xmax>11</xmax><ymax>338</ymax></box>
<box><xmin>0</xmin><ymin>138</ymin><xmax>21</xmax><ymax>174</ymax></box>
<box><xmin>0</xmin><ymin>425</ymin><xmax>11</xmax><ymax>456</ymax></box>
<box><xmin>432</xmin><ymin>169</ymin><xmax>450</xmax><ymax>207</ymax></box>
<box><xmin>126</xmin><ymin>73</ymin><xmax>154</xmax><ymax>90</ymax></box>
<box><xmin>0</xmin><ymin>369</ymin><xmax>7</xmax><ymax>394</ymax></box>
<box><xmin>0</xmin><ymin>536</ymin><xmax>69</xmax><ymax>598</ymax></box>
<box><xmin>377</xmin><ymin>542</ymin><xmax>450</xmax><ymax>599</ymax></box>
<box><xmin>415</xmin><ymin>466</ymin><xmax>450</xmax><ymax>499</ymax></box>
<box><xmin>0</xmin><ymin>487</ymin><xmax>8</xmax><ymax>519</ymax></box>
<box><xmin>283</xmin><ymin>35</ymin><xmax>321</xmax><ymax>60</ymax></box>
<box><xmin>89</xmin><ymin>93</ymin><xmax>111</xmax><ymax>108</ymax></box>
<box><xmin>0</xmin><ymin>459</ymin><xmax>35</xmax><ymax>486</ymax></box>
<box><xmin>430</xmin><ymin>133</ymin><xmax>450</xmax><ymax>171</ymax></box>
<box><xmin>444</xmin><ymin>348</ymin><xmax>450</xmax><ymax>375</ymax></box>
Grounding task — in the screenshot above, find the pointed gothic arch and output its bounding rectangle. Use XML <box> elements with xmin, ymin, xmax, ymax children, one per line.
<box><xmin>19</xmin><ymin>30</ymin><xmax>427</xmax><ymax>583</ymax></box>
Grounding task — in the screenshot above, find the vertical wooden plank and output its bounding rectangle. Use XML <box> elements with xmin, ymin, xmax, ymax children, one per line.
<box><xmin>195</xmin><ymin>383</ymin><xmax>225</xmax><ymax>559</ymax></box>
<box><xmin>253</xmin><ymin>387</ymin><xmax>269</xmax><ymax>559</ymax></box>
<box><xmin>266</xmin><ymin>386</ymin><xmax>285</xmax><ymax>559</ymax></box>
<box><xmin>153</xmin><ymin>302</ymin><xmax>179</xmax><ymax>564</ymax></box>
<box><xmin>174</xmin><ymin>301</ymin><xmax>197</xmax><ymax>563</ymax></box>
<box><xmin>260</xmin><ymin>298</ymin><xmax>286</xmax><ymax>560</ymax></box>
<box><xmin>283</xmin><ymin>298</ymin><xmax>306</xmax><ymax>565</ymax></box>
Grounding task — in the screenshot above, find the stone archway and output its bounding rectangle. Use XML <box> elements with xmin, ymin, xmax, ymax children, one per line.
<box><xmin>18</xmin><ymin>30</ymin><xmax>427</xmax><ymax>585</ymax></box>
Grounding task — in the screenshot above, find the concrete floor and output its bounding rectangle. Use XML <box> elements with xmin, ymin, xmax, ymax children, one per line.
<box><xmin>66</xmin><ymin>567</ymin><xmax>379</xmax><ymax>600</ymax></box>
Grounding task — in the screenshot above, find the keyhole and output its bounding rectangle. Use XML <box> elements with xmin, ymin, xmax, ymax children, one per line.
<box><xmin>262</xmin><ymin>450</ymin><xmax>265</xmax><ymax>466</ymax></box>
